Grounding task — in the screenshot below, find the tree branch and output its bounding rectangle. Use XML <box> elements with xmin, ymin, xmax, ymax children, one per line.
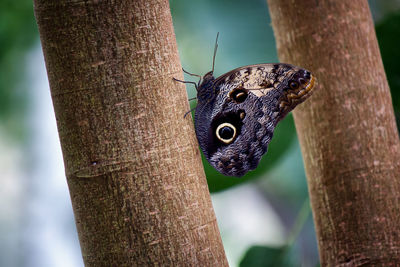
<box><xmin>34</xmin><ymin>0</ymin><xmax>228</xmax><ymax>265</ymax></box>
<box><xmin>268</xmin><ymin>0</ymin><xmax>400</xmax><ymax>265</ymax></box>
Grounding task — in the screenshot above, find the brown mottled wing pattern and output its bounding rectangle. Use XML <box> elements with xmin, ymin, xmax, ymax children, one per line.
<box><xmin>213</xmin><ymin>63</ymin><xmax>316</xmax><ymax>118</ymax></box>
<box><xmin>213</xmin><ymin>63</ymin><xmax>298</xmax><ymax>97</ymax></box>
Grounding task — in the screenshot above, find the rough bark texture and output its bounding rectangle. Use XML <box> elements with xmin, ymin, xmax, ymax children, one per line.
<box><xmin>267</xmin><ymin>0</ymin><xmax>400</xmax><ymax>265</ymax></box>
<box><xmin>34</xmin><ymin>0</ymin><xmax>228</xmax><ymax>266</ymax></box>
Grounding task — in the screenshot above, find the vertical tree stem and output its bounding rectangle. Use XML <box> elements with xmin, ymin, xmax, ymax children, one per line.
<box><xmin>267</xmin><ymin>0</ymin><xmax>400</xmax><ymax>265</ymax></box>
<box><xmin>34</xmin><ymin>0</ymin><xmax>228</xmax><ymax>265</ymax></box>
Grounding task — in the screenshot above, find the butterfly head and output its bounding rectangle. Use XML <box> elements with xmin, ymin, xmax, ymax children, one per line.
<box><xmin>196</xmin><ymin>32</ymin><xmax>220</xmax><ymax>103</ymax></box>
<box><xmin>201</xmin><ymin>71</ymin><xmax>215</xmax><ymax>84</ymax></box>
<box><xmin>196</xmin><ymin>71</ymin><xmax>217</xmax><ymax>102</ymax></box>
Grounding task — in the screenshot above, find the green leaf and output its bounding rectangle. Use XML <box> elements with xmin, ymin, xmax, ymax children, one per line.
<box><xmin>0</xmin><ymin>0</ymin><xmax>38</xmax><ymax>138</ymax></box>
<box><xmin>239</xmin><ymin>245</ymin><xmax>298</xmax><ymax>267</ymax></box>
<box><xmin>376</xmin><ymin>12</ymin><xmax>400</xmax><ymax>131</ymax></box>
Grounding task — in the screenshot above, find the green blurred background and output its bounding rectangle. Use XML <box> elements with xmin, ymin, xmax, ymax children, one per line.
<box><xmin>0</xmin><ymin>0</ymin><xmax>399</xmax><ymax>266</ymax></box>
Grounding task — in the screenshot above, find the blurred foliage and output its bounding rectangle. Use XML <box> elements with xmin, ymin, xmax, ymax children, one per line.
<box><xmin>257</xmin><ymin>139</ymin><xmax>308</xmax><ymax>205</ymax></box>
<box><xmin>369</xmin><ymin>0</ymin><xmax>400</xmax><ymax>21</ymax></box>
<box><xmin>239</xmin><ymin>198</ymin><xmax>313</xmax><ymax>266</ymax></box>
<box><xmin>376</xmin><ymin>11</ymin><xmax>400</xmax><ymax>131</ymax></box>
<box><xmin>0</xmin><ymin>0</ymin><xmax>38</xmax><ymax>138</ymax></box>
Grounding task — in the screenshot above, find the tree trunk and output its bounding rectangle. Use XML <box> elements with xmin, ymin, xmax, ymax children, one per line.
<box><xmin>267</xmin><ymin>0</ymin><xmax>400</xmax><ymax>265</ymax></box>
<box><xmin>33</xmin><ymin>0</ymin><xmax>228</xmax><ymax>266</ymax></box>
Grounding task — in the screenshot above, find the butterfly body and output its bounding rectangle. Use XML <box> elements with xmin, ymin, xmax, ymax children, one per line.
<box><xmin>194</xmin><ymin>63</ymin><xmax>316</xmax><ymax>177</ymax></box>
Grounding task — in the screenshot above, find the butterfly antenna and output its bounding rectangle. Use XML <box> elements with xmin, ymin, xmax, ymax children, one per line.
<box><xmin>211</xmin><ymin>32</ymin><xmax>219</xmax><ymax>74</ymax></box>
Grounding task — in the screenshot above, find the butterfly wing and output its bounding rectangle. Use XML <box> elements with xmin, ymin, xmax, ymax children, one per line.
<box><xmin>213</xmin><ymin>63</ymin><xmax>315</xmax><ymax>115</ymax></box>
<box><xmin>194</xmin><ymin>63</ymin><xmax>316</xmax><ymax>177</ymax></box>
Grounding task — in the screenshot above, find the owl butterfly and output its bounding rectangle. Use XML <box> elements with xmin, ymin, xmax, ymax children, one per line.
<box><xmin>175</xmin><ymin>34</ymin><xmax>317</xmax><ymax>177</ymax></box>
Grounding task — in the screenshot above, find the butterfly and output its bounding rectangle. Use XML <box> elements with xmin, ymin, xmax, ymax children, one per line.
<box><xmin>174</xmin><ymin>34</ymin><xmax>317</xmax><ymax>177</ymax></box>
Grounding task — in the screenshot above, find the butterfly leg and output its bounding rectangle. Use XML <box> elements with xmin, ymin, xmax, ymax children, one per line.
<box><xmin>172</xmin><ymin>77</ymin><xmax>198</xmax><ymax>90</ymax></box>
<box><xmin>182</xmin><ymin>68</ymin><xmax>201</xmax><ymax>79</ymax></box>
<box><xmin>182</xmin><ymin>68</ymin><xmax>202</xmax><ymax>88</ymax></box>
<box><xmin>183</xmin><ymin>107</ymin><xmax>196</xmax><ymax>118</ymax></box>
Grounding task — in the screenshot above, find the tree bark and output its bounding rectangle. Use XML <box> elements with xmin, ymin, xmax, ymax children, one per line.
<box><xmin>267</xmin><ymin>0</ymin><xmax>400</xmax><ymax>265</ymax></box>
<box><xmin>33</xmin><ymin>0</ymin><xmax>228</xmax><ymax>266</ymax></box>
